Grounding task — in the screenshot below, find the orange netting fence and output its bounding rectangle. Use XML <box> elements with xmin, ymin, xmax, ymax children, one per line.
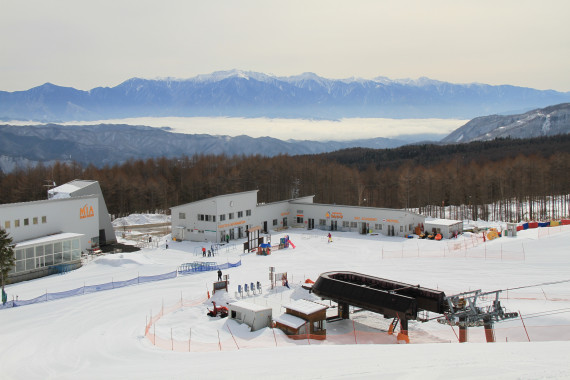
<box><xmin>144</xmin><ymin>295</ymin><xmax>570</xmax><ymax>352</ymax></box>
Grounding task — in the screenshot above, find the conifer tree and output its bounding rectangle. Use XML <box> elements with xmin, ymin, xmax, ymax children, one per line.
<box><xmin>0</xmin><ymin>229</ymin><xmax>15</xmax><ymax>303</ymax></box>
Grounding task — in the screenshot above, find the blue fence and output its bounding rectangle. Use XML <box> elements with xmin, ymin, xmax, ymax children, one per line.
<box><xmin>0</xmin><ymin>259</ymin><xmax>241</xmax><ymax>310</ymax></box>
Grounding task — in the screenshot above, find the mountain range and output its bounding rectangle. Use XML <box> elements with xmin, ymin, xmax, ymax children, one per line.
<box><xmin>0</xmin><ymin>123</ymin><xmax>408</xmax><ymax>173</ymax></box>
<box><xmin>1</xmin><ymin>103</ymin><xmax>569</xmax><ymax>173</ymax></box>
<box><xmin>2</xmin><ymin>70</ymin><xmax>570</xmax><ymax>121</ymax></box>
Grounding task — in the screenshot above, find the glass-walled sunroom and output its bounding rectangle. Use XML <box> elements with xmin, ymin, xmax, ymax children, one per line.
<box><xmin>11</xmin><ymin>235</ymin><xmax>82</xmax><ymax>275</ymax></box>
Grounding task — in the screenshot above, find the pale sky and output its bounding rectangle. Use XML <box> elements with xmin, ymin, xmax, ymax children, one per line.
<box><xmin>1</xmin><ymin>0</ymin><xmax>569</xmax><ymax>92</ymax></box>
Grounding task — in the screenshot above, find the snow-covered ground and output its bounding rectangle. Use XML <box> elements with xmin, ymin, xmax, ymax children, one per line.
<box><xmin>112</xmin><ymin>213</ymin><xmax>170</xmax><ymax>227</ymax></box>
<box><xmin>2</xmin><ymin>223</ymin><xmax>570</xmax><ymax>379</ymax></box>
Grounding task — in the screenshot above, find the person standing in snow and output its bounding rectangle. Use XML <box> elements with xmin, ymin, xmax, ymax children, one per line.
<box><xmin>217</xmin><ymin>269</ymin><xmax>222</xmax><ymax>281</ymax></box>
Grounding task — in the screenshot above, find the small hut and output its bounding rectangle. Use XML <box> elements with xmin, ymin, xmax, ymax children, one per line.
<box><xmin>424</xmin><ymin>219</ymin><xmax>463</xmax><ymax>239</ymax></box>
<box><xmin>227</xmin><ymin>301</ymin><xmax>272</xmax><ymax>332</ymax></box>
<box><xmin>274</xmin><ymin>299</ymin><xmax>327</xmax><ymax>337</ymax></box>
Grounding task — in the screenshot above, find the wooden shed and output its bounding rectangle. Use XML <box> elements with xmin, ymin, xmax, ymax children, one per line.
<box><xmin>227</xmin><ymin>301</ymin><xmax>272</xmax><ymax>332</ymax></box>
<box><xmin>274</xmin><ymin>299</ymin><xmax>327</xmax><ymax>337</ymax></box>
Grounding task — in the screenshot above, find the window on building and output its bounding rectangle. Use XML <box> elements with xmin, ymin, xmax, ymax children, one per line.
<box><xmin>198</xmin><ymin>214</ymin><xmax>205</xmax><ymax>221</ymax></box>
<box><xmin>4</xmin><ymin>221</ymin><xmax>10</xmax><ymax>229</ymax></box>
<box><xmin>179</xmin><ymin>212</ymin><xmax>186</xmax><ymax>219</ymax></box>
<box><xmin>14</xmin><ymin>219</ymin><xmax>20</xmax><ymax>227</ymax></box>
<box><xmin>272</xmin><ymin>219</ymin><xmax>278</xmax><ymax>226</ymax></box>
<box><xmin>24</xmin><ymin>218</ymin><xmax>29</xmax><ymax>226</ymax></box>
<box><xmin>400</xmin><ymin>226</ymin><xmax>404</xmax><ymax>232</ymax></box>
<box><xmin>375</xmin><ymin>223</ymin><xmax>383</xmax><ymax>230</ymax></box>
<box><xmin>296</xmin><ymin>217</ymin><xmax>304</xmax><ymax>224</ymax></box>
<box><xmin>319</xmin><ymin>219</ymin><xmax>326</xmax><ymax>226</ymax></box>
<box><xmin>343</xmin><ymin>221</ymin><xmax>349</xmax><ymax>228</ymax></box>
<box><xmin>238</xmin><ymin>211</ymin><xmax>243</xmax><ymax>218</ymax></box>
<box><xmin>33</xmin><ymin>217</ymin><xmax>38</xmax><ymax>225</ymax></box>
<box><xmin>246</xmin><ymin>209</ymin><xmax>251</xmax><ymax>216</ymax></box>
<box><xmin>350</xmin><ymin>222</ymin><xmax>357</xmax><ymax>228</ymax></box>
<box><xmin>219</xmin><ymin>214</ymin><xmax>226</xmax><ymax>221</ymax></box>
<box><xmin>229</xmin><ymin>213</ymin><xmax>234</xmax><ymax>220</ymax></box>
<box><xmin>205</xmin><ymin>215</ymin><xmax>211</xmax><ymax>222</ymax></box>
<box><xmin>42</xmin><ymin>216</ymin><xmax>47</xmax><ymax>224</ymax></box>
<box><xmin>212</xmin><ymin>215</ymin><xmax>216</xmax><ymax>222</ymax></box>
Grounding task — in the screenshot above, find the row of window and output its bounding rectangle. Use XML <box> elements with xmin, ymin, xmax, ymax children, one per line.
<box><xmin>189</xmin><ymin>209</ymin><xmax>252</xmax><ymax>223</ymax></box>
<box><xmin>11</xmin><ymin>238</ymin><xmax>81</xmax><ymax>274</ymax></box>
<box><xmin>3</xmin><ymin>216</ymin><xmax>47</xmax><ymax>230</ymax></box>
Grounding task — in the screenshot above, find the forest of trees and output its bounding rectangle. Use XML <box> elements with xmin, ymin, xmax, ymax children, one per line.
<box><xmin>0</xmin><ymin>135</ymin><xmax>569</xmax><ymax>222</ymax></box>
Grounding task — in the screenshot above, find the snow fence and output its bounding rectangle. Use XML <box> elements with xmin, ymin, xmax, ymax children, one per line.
<box><xmin>0</xmin><ymin>259</ymin><xmax>241</xmax><ymax>310</ymax></box>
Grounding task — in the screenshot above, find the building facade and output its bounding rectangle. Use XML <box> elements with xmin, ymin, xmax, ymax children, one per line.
<box><xmin>1</xmin><ymin>180</ymin><xmax>115</xmax><ymax>283</ymax></box>
<box><xmin>171</xmin><ymin>191</ymin><xmax>426</xmax><ymax>243</ymax></box>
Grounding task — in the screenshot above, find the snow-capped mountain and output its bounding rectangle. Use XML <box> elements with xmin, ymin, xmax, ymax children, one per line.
<box><xmin>441</xmin><ymin>103</ymin><xmax>570</xmax><ymax>143</ymax></box>
<box><xmin>2</xmin><ymin>70</ymin><xmax>570</xmax><ymax>121</ymax></box>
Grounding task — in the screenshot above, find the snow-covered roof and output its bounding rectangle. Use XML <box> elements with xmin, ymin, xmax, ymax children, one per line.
<box><xmin>283</xmin><ymin>299</ymin><xmax>327</xmax><ymax>315</ymax></box>
<box><xmin>274</xmin><ymin>313</ymin><xmax>307</xmax><ymax>329</ymax></box>
<box><xmin>48</xmin><ymin>180</ymin><xmax>99</xmax><ymax>199</ymax></box>
<box><xmin>424</xmin><ymin>218</ymin><xmax>463</xmax><ymax>227</ymax></box>
<box><xmin>14</xmin><ymin>233</ymin><xmax>84</xmax><ymax>248</ymax></box>
<box><xmin>229</xmin><ymin>300</ymin><xmax>271</xmax><ymax>313</ymax></box>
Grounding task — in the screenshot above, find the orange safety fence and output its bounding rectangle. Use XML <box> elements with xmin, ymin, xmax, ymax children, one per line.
<box><xmin>144</xmin><ymin>295</ymin><xmax>570</xmax><ymax>352</ymax></box>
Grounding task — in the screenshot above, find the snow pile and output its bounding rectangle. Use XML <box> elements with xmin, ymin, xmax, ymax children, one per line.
<box><xmin>112</xmin><ymin>213</ymin><xmax>170</xmax><ymax>226</ymax></box>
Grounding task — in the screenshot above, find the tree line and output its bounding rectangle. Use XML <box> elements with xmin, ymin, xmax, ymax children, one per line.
<box><xmin>0</xmin><ymin>135</ymin><xmax>569</xmax><ymax>222</ymax></box>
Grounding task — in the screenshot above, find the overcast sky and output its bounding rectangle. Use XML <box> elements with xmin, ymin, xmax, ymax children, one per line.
<box><xmin>1</xmin><ymin>0</ymin><xmax>569</xmax><ymax>92</ymax></box>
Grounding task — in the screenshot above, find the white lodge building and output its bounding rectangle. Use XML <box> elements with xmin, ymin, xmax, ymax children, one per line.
<box><xmin>0</xmin><ymin>180</ymin><xmax>116</xmax><ymax>283</ymax></box>
<box><xmin>170</xmin><ymin>190</ymin><xmax>426</xmax><ymax>243</ymax></box>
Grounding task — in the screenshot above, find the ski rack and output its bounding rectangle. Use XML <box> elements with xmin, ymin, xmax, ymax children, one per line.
<box><xmin>437</xmin><ymin>289</ymin><xmax>518</xmax><ymax>328</ymax></box>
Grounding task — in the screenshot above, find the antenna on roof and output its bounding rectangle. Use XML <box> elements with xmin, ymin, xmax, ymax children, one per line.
<box><xmin>45</xmin><ymin>180</ymin><xmax>57</xmax><ymax>199</ymax></box>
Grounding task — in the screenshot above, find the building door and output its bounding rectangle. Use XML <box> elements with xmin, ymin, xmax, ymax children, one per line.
<box><xmin>263</xmin><ymin>221</ymin><xmax>268</xmax><ymax>233</ymax></box>
<box><xmin>99</xmin><ymin>229</ymin><xmax>107</xmax><ymax>245</ymax></box>
<box><xmin>308</xmin><ymin>219</ymin><xmax>314</xmax><ymax>230</ymax></box>
<box><xmin>36</xmin><ymin>256</ymin><xmax>45</xmax><ymax>268</ymax></box>
<box><xmin>230</xmin><ymin>228</ymin><xmax>235</xmax><ymax>240</ymax></box>
<box><xmin>283</xmin><ymin>217</ymin><xmax>288</xmax><ymax>227</ymax></box>
<box><xmin>238</xmin><ymin>227</ymin><xmax>244</xmax><ymax>239</ymax></box>
<box><xmin>361</xmin><ymin>223</ymin><xmax>368</xmax><ymax>234</ymax></box>
<box><xmin>331</xmin><ymin>220</ymin><xmax>337</xmax><ymax>231</ymax></box>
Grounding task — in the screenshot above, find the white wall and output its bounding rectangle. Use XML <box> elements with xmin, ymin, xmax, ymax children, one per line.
<box><xmin>0</xmin><ymin>196</ymin><xmax>100</xmax><ymax>252</ymax></box>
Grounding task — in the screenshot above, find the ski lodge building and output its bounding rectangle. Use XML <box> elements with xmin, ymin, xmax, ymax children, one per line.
<box><xmin>0</xmin><ymin>180</ymin><xmax>115</xmax><ymax>283</ymax></box>
<box><xmin>170</xmin><ymin>190</ymin><xmax>427</xmax><ymax>243</ymax></box>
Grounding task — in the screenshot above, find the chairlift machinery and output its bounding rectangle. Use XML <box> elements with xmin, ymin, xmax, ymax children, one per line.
<box><xmin>437</xmin><ymin>289</ymin><xmax>518</xmax><ymax>342</ymax></box>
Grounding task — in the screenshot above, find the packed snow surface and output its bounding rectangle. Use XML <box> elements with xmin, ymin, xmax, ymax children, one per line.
<box><xmin>112</xmin><ymin>213</ymin><xmax>170</xmax><ymax>227</ymax></box>
<box><xmin>1</xmin><ymin>223</ymin><xmax>570</xmax><ymax>379</ymax></box>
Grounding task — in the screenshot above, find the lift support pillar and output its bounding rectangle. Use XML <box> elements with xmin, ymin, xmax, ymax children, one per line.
<box><xmin>484</xmin><ymin>321</ymin><xmax>495</xmax><ymax>343</ymax></box>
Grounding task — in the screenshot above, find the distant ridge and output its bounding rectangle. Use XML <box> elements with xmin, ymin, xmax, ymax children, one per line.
<box><xmin>441</xmin><ymin>103</ymin><xmax>570</xmax><ymax>143</ymax></box>
<box><xmin>0</xmin><ymin>123</ymin><xmax>408</xmax><ymax>173</ymax></box>
<box><xmin>1</xmin><ymin>70</ymin><xmax>570</xmax><ymax>121</ymax></box>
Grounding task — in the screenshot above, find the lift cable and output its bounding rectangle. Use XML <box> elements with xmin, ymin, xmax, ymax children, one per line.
<box><xmin>504</xmin><ymin>279</ymin><xmax>570</xmax><ymax>292</ymax></box>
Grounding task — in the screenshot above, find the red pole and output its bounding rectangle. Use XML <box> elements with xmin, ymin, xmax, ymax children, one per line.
<box><xmin>519</xmin><ymin>311</ymin><xmax>531</xmax><ymax>342</ymax></box>
<box><xmin>226</xmin><ymin>323</ymin><xmax>240</xmax><ymax>350</ymax></box>
<box><xmin>273</xmin><ymin>327</ymin><xmax>278</xmax><ymax>347</ymax></box>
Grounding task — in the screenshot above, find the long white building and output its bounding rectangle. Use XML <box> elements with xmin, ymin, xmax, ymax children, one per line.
<box><xmin>170</xmin><ymin>190</ymin><xmax>426</xmax><ymax>243</ymax></box>
<box><xmin>1</xmin><ymin>180</ymin><xmax>115</xmax><ymax>283</ymax></box>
